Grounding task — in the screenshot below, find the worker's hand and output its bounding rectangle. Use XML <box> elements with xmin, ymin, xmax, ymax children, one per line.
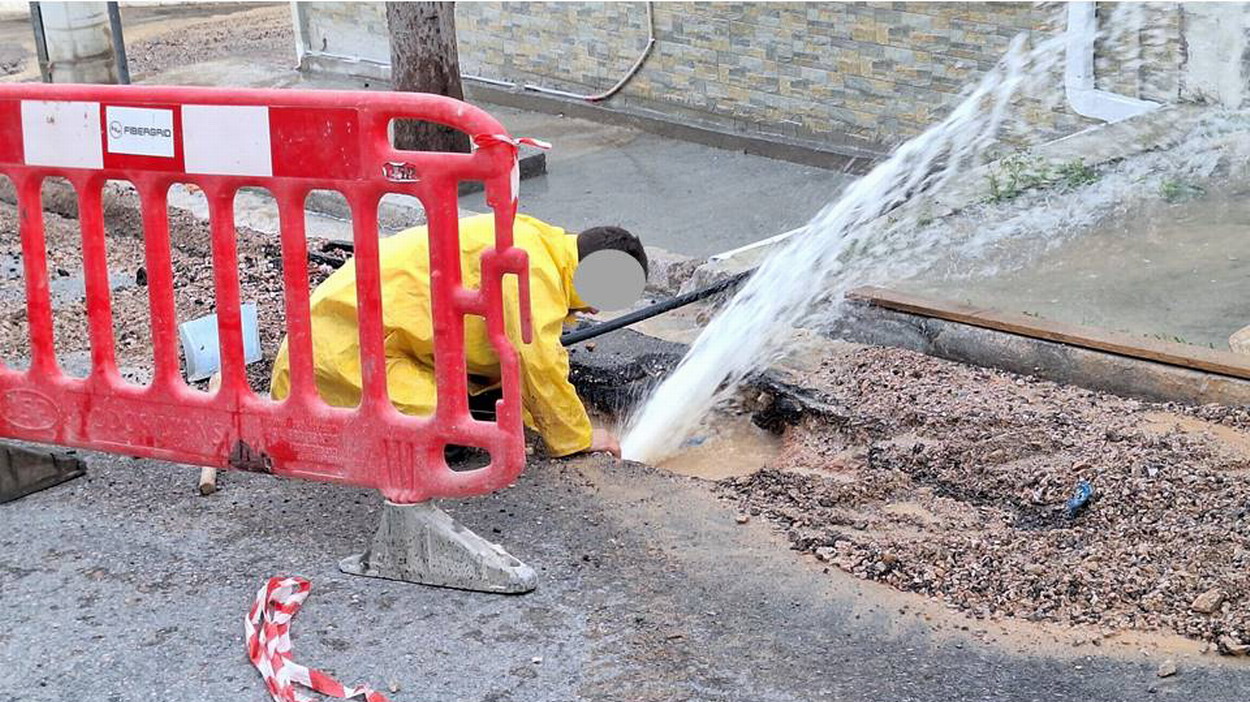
<box><xmin>588</xmin><ymin>428</ymin><xmax>621</xmax><ymax>458</ymax></box>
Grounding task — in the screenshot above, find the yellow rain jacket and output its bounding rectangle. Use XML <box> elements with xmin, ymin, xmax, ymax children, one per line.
<box><xmin>269</xmin><ymin>214</ymin><xmax>593</xmax><ymax>457</ymax></box>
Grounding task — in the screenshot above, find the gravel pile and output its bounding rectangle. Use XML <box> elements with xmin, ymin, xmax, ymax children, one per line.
<box><xmin>725</xmin><ymin>345</ymin><xmax>1250</xmax><ymax>652</ymax></box>
<box><xmin>0</xmin><ymin>188</ymin><xmax>337</xmax><ymax>392</ymax></box>
<box><xmin>124</xmin><ymin>4</ymin><xmax>294</xmax><ymax>81</ymax></box>
<box><xmin>0</xmin><ymin>45</ymin><xmax>24</xmax><ymax>77</ymax></box>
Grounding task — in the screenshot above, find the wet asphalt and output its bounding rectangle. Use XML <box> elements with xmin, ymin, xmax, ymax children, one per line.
<box><xmin>3</xmin><ymin>449</ymin><xmax>1249</xmax><ymax>702</ymax></box>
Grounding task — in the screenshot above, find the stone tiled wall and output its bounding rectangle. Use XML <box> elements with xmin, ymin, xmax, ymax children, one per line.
<box><xmin>1092</xmin><ymin>3</ymin><xmax>1184</xmax><ymax>103</ymax></box>
<box><xmin>297</xmin><ymin>1</ymin><xmax>389</xmax><ymax>66</ymax></box>
<box><xmin>454</xmin><ymin>2</ymin><xmax>1094</xmax><ymax>151</ymax></box>
<box><xmin>297</xmin><ymin>2</ymin><xmax>1189</xmax><ymax>153</ymax></box>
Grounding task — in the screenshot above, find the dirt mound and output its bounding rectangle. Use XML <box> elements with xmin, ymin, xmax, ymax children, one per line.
<box><xmin>0</xmin><ymin>189</ymin><xmax>336</xmax><ymax>391</ymax></box>
<box><xmin>125</xmin><ymin>4</ymin><xmax>293</xmax><ymax>81</ymax></box>
<box><xmin>724</xmin><ymin>345</ymin><xmax>1250</xmax><ymax>652</ymax></box>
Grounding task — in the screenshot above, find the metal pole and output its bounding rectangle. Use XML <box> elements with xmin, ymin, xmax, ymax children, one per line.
<box><xmin>28</xmin><ymin>2</ymin><xmax>51</xmax><ymax>83</ymax></box>
<box><xmin>106</xmin><ymin>1</ymin><xmax>129</xmax><ymax>84</ymax></box>
<box><xmin>560</xmin><ymin>269</ymin><xmax>753</xmax><ymax>346</ymax></box>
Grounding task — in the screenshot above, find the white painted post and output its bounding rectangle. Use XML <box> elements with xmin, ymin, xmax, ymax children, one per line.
<box><xmin>36</xmin><ymin>2</ymin><xmax>118</xmax><ymax>84</ymax></box>
<box><xmin>1180</xmin><ymin>4</ymin><xmax>1250</xmax><ymax>109</ymax></box>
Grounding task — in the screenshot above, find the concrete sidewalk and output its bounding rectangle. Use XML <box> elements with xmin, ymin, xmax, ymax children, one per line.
<box><xmin>457</xmin><ymin>105</ymin><xmax>856</xmax><ymax>258</ymax></box>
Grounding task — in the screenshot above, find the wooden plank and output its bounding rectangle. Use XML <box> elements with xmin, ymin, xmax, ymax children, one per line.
<box><xmin>846</xmin><ymin>286</ymin><xmax>1250</xmax><ymax>381</ymax></box>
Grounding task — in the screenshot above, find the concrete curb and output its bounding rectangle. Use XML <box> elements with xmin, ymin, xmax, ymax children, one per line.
<box><xmin>832</xmin><ymin>300</ymin><xmax>1250</xmax><ymax>406</ymax></box>
<box><xmin>643</xmin><ymin>245</ymin><xmax>700</xmax><ymax>296</ymax></box>
<box><xmin>466</xmin><ymin>83</ymin><xmax>885</xmax><ymax>175</ymax></box>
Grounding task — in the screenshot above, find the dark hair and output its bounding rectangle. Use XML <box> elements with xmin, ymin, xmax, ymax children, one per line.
<box><xmin>576</xmin><ymin>226</ymin><xmax>648</xmax><ymax>278</ymax></box>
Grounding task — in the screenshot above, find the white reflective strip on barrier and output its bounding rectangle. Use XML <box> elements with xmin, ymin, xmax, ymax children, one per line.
<box><xmin>182</xmin><ymin>104</ymin><xmax>272</xmax><ymax>177</ymax></box>
<box><xmin>21</xmin><ymin>100</ymin><xmax>104</xmax><ymax>169</ymax></box>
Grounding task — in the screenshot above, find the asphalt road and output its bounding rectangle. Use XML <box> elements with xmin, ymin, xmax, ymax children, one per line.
<box><xmin>4</xmin><ymin>450</ymin><xmax>1249</xmax><ymax>702</ymax></box>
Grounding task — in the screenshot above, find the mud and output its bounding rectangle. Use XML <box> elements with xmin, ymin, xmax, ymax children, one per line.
<box><xmin>721</xmin><ymin>343</ymin><xmax>1250</xmax><ymax>653</ymax></box>
<box><xmin>655</xmin><ymin>413</ymin><xmax>781</xmax><ymax>480</ymax></box>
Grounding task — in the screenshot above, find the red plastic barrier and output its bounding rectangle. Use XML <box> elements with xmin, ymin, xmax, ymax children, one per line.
<box><xmin>0</xmin><ymin>84</ymin><xmax>533</xmax><ymax>503</ymax></box>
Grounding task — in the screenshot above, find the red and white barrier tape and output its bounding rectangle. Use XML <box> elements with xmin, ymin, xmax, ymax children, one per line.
<box><xmin>246</xmin><ymin>576</ymin><xmax>391</xmax><ymax>702</ymax></box>
<box><xmin>473</xmin><ymin>134</ymin><xmax>552</xmax><ymax>151</ymax></box>
<box><xmin>473</xmin><ymin>134</ymin><xmax>552</xmax><ymax>202</ymax></box>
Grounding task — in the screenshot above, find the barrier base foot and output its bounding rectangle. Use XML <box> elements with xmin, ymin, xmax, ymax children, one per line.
<box><xmin>0</xmin><ymin>442</ymin><xmax>86</xmax><ymax>503</ymax></box>
<box><xmin>339</xmin><ymin>501</ymin><xmax>537</xmax><ymax>594</ymax></box>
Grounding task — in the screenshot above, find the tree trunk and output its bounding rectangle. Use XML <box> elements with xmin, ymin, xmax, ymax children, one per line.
<box><xmin>386</xmin><ymin>2</ymin><xmax>470</xmax><ymax>153</ymax></box>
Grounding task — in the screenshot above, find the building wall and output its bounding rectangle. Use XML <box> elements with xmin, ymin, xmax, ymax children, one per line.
<box><xmin>1092</xmin><ymin>3</ymin><xmax>1184</xmax><ymax>103</ymax></box>
<box><xmin>294</xmin><ymin>2</ymin><xmax>1204</xmax><ymax>154</ymax></box>
<box><xmin>293</xmin><ymin>0</ymin><xmax>390</xmax><ymax>82</ymax></box>
<box><xmin>455</xmin><ymin>2</ymin><xmax>1088</xmax><ymax>151</ymax></box>
<box><xmin>296</xmin><ymin>1</ymin><xmax>389</xmax><ymax>67</ymax></box>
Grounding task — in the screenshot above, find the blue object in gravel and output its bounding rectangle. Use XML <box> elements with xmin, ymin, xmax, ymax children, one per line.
<box><xmin>178</xmin><ymin>303</ymin><xmax>262</xmax><ymax>382</ymax></box>
<box><xmin>1065</xmin><ymin>480</ymin><xmax>1094</xmax><ymax>519</ymax></box>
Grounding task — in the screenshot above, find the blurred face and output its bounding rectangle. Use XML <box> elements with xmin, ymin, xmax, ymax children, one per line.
<box><xmin>573</xmin><ymin>250</ymin><xmax>646</xmax><ymax>313</ymax></box>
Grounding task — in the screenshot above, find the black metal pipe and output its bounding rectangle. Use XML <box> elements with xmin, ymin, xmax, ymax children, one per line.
<box><xmin>561</xmin><ymin>269</ymin><xmax>753</xmax><ymax>346</ymax></box>
<box><xmin>28</xmin><ymin>3</ymin><xmax>50</xmax><ymax>83</ymax></box>
<box><xmin>106</xmin><ymin>1</ymin><xmax>130</xmax><ymax>85</ymax></box>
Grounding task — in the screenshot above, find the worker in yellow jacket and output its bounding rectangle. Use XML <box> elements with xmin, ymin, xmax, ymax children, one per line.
<box><xmin>269</xmin><ymin>214</ymin><xmax>648</xmax><ymax>458</ymax></box>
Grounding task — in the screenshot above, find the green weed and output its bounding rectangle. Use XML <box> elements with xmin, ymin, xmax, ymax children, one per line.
<box><xmin>986</xmin><ymin>154</ymin><xmax>1099</xmax><ymax>203</ymax></box>
<box><xmin>1148</xmin><ymin>332</ymin><xmax>1190</xmax><ymax>345</ymax></box>
<box><xmin>1056</xmin><ymin>159</ymin><xmax>1098</xmax><ymax>189</ymax></box>
<box><xmin>1159</xmin><ymin>178</ymin><xmax>1206</xmax><ymax>204</ymax></box>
